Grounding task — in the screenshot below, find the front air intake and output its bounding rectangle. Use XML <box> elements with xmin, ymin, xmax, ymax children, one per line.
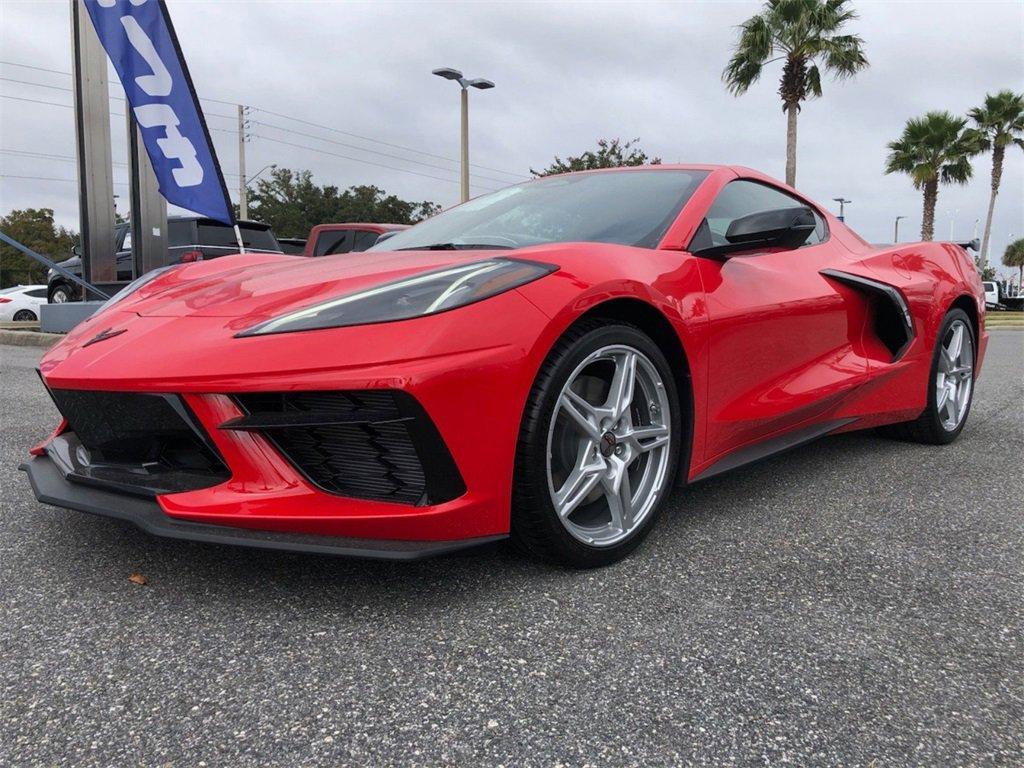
<box><xmin>225</xmin><ymin>391</ymin><xmax>466</xmax><ymax>506</ymax></box>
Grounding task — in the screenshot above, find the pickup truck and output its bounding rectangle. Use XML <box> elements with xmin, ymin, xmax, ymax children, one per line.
<box><xmin>302</xmin><ymin>223</ymin><xmax>409</xmax><ymax>258</ymax></box>
<box><xmin>48</xmin><ymin>216</ymin><xmax>283</xmax><ymax>303</ymax></box>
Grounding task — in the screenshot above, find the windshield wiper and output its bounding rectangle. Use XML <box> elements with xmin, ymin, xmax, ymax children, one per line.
<box><xmin>396</xmin><ymin>242</ymin><xmax>515</xmax><ymax>251</ymax></box>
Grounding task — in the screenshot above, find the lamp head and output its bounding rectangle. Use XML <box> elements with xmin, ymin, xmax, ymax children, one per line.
<box><xmin>432</xmin><ymin>67</ymin><xmax>464</xmax><ymax>81</ymax></box>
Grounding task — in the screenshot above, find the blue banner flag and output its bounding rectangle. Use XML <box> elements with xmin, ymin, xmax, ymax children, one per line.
<box><xmin>83</xmin><ymin>0</ymin><xmax>234</xmax><ymax>225</ymax></box>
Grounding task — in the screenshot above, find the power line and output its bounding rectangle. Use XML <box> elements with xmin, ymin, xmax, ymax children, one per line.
<box><xmin>0</xmin><ymin>173</ymin><xmax>129</xmax><ymax>186</ymax></box>
<box><xmin>0</xmin><ymin>61</ymin><xmax>72</xmax><ymax>78</ymax></box>
<box><xmin>1</xmin><ymin>58</ymin><xmax>528</xmax><ymax>180</ymax></box>
<box><xmin>0</xmin><ymin>147</ymin><xmax>242</xmax><ymax>176</ymax></box>
<box><xmin>251</xmin><ymin>134</ymin><xmax>500</xmax><ymax>192</ymax></box>
<box><xmin>0</xmin><ymin>75</ymin><xmax>235</xmax><ymax>120</ymax></box>
<box><xmin>251</xmin><ymin>106</ymin><xmax>527</xmax><ymax>180</ymax></box>
<box><xmin>251</xmin><ymin>119</ymin><xmax>513</xmax><ymax>186</ymax></box>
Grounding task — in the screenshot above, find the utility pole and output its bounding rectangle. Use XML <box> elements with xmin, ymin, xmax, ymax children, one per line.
<box><xmin>238</xmin><ymin>103</ymin><xmax>248</xmax><ymax>219</ymax></box>
<box><xmin>894</xmin><ymin>215</ymin><xmax>906</xmax><ymax>243</ymax></box>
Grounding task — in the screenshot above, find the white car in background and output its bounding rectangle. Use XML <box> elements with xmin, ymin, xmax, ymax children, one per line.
<box><xmin>0</xmin><ymin>285</ymin><xmax>48</xmax><ymax>322</ymax></box>
<box><xmin>982</xmin><ymin>281</ymin><xmax>1001</xmax><ymax>310</ymax></box>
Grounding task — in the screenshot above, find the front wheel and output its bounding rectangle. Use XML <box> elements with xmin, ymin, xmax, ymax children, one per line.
<box><xmin>880</xmin><ymin>308</ymin><xmax>976</xmax><ymax>445</ymax></box>
<box><xmin>512</xmin><ymin>321</ymin><xmax>681</xmax><ymax>567</ymax></box>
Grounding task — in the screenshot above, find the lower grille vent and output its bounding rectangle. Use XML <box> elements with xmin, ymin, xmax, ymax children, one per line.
<box><xmin>227</xmin><ymin>391</ymin><xmax>465</xmax><ymax>506</ymax></box>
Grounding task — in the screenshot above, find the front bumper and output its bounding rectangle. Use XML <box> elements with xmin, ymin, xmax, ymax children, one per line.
<box><xmin>28</xmin><ymin>288</ymin><xmax>555</xmax><ymax>548</ymax></box>
<box><xmin>20</xmin><ymin>455</ymin><xmax>505</xmax><ymax>559</ymax></box>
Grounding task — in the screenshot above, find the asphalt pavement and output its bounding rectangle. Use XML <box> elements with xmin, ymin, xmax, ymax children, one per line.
<box><xmin>2</xmin><ymin>333</ymin><xmax>1022</xmax><ymax>767</ymax></box>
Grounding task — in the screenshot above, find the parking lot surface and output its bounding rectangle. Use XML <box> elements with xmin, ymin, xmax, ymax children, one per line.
<box><xmin>2</xmin><ymin>333</ymin><xmax>1022</xmax><ymax>767</ymax></box>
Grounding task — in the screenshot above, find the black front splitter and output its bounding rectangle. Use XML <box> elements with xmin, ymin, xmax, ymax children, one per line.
<box><xmin>19</xmin><ymin>455</ymin><xmax>505</xmax><ymax>560</ymax></box>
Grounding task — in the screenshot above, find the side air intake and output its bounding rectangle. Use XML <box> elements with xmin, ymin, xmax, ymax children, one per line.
<box><xmin>821</xmin><ymin>269</ymin><xmax>915</xmax><ymax>361</ymax></box>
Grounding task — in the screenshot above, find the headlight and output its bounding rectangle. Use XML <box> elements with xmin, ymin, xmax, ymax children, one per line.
<box><xmin>95</xmin><ymin>264</ymin><xmax>181</xmax><ymax>313</ymax></box>
<box><xmin>238</xmin><ymin>258</ymin><xmax>556</xmax><ymax>337</ymax></box>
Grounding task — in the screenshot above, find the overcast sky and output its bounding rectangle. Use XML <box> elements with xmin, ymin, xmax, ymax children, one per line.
<box><xmin>1</xmin><ymin>1</ymin><xmax>1022</xmax><ymax>275</ymax></box>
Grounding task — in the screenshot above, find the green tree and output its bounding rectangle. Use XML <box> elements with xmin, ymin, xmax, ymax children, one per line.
<box><xmin>967</xmin><ymin>90</ymin><xmax>1024</xmax><ymax>269</ymax></box>
<box><xmin>1004</xmin><ymin>238</ymin><xmax>1024</xmax><ymax>293</ymax></box>
<box><xmin>531</xmin><ymin>138</ymin><xmax>660</xmax><ymax>177</ymax></box>
<box><xmin>247</xmin><ymin>167</ymin><xmax>441</xmax><ymax>238</ymax></box>
<box><xmin>884</xmin><ymin>112</ymin><xmax>978</xmax><ymax>241</ymax></box>
<box><xmin>723</xmin><ymin>0</ymin><xmax>868</xmax><ymax>187</ymax></box>
<box><xmin>0</xmin><ymin>208</ymin><xmax>77</xmax><ymax>288</ymax></box>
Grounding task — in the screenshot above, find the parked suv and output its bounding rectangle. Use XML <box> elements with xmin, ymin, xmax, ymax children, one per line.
<box><xmin>302</xmin><ymin>223</ymin><xmax>409</xmax><ymax>258</ymax></box>
<box><xmin>48</xmin><ymin>216</ymin><xmax>282</xmax><ymax>303</ymax></box>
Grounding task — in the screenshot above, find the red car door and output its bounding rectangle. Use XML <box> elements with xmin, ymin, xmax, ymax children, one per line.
<box><xmin>690</xmin><ymin>179</ymin><xmax>867</xmax><ymax>472</ymax></box>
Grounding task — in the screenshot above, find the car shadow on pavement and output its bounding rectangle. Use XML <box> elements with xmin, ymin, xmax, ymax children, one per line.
<box><xmin>28</xmin><ymin>429</ymin><xmax>911</xmax><ymax>617</ymax></box>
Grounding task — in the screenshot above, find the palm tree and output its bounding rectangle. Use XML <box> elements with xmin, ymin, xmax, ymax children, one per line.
<box><xmin>723</xmin><ymin>0</ymin><xmax>868</xmax><ymax>187</ymax></box>
<box><xmin>1004</xmin><ymin>238</ymin><xmax>1024</xmax><ymax>294</ymax></box>
<box><xmin>967</xmin><ymin>90</ymin><xmax>1024</xmax><ymax>269</ymax></box>
<box><xmin>884</xmin><ymin>112</ymin><xmax>978</xmax><ymax>241</ymax></box>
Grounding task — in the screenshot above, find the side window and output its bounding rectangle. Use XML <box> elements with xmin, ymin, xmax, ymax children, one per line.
<box><xmin>168</xmin><ymin>220</ymin><xmax>192</xmax><ymax>247</ymax></box>
<box><xmin>26</xmin><ymin>288</ymin><xmax>48</xmax><ymax>298</ymax></box>
<box><xmin>691</xmin><ymin>180</ymin><xmax>827</xmax><ymax>252</ymax></box>
<box><xmin>315</xmin><ymin>230</ymin><xmax>354</xmax><ymax>256</ymax></box>
<box><xmin>352</xmin><ymin>231</ymin><xmax>380</xmax><ymax>252</ymax></box>
<box><xmin>121</xmin><ymin>228</ymin><xmax>132</xmax><ymax>251</ymax></box>
<box><xmin>197</xmin><ymin>224</ymin><xmax>239</xmax><ymax>248</ymax></box>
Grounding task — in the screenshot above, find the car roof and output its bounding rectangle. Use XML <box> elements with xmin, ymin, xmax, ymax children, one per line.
<box><xmin>310</xmin><ymin>222</ymin><xmax>410</xmax><ymax>233</ymax></box>
<box><xmin>160</xmin><ymin>215</ymin><xmax>272</xmax><ymax>229</ymax></box>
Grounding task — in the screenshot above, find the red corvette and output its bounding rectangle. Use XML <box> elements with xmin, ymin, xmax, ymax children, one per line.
<box><xmin>23</xmin><ymin>166</ymin><xmax>987</xmax><ymax>567</ymax></box>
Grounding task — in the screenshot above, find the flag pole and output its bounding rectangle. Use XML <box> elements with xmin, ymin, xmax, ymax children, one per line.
<box><xmin>234</xmin><ymin>224</ymin><xmax>246</xmax><ymax>254</ymax></box>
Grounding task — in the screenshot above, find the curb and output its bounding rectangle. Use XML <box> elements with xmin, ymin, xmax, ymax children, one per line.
<box><xmin>0</xmin><ymin>329</ymin><xmax>63</xmax><ymax>348</ymax></box>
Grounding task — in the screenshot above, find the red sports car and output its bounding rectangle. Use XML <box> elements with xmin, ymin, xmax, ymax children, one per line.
<box><xmin>23</xmin><ymin>166</ymin><xmax>987</xmax><ymax>567</ymax></box>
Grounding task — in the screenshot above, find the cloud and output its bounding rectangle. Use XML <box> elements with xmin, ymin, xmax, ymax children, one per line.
<box><xmin>1</xmin><ymin>0</ymin><xmax>1021</xmax><ymax>272</ymax></box>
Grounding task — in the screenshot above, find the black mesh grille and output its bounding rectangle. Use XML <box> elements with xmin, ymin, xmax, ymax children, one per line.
<box><xmin>229</xmin><ymin>391</ymin><xmax>464</xmax><ymax>506</ymax></box>
<box><xmin>44</xmin><ymin>388</ymin><xmax>229</xmax><ymax>495</ymax></box>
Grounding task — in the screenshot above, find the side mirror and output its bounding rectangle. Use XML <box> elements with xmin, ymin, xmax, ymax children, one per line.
<box><xmin>696</xmin><ymin>206</ymin><xmax>817</xmax><ymax>259</ymax></box>
<box><xmin>71</xmin><ymin>244</ymin><xmax>82</xmax><ymax>258</ymax></box>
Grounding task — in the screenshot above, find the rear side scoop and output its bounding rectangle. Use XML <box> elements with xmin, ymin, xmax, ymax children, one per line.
<box><xmin>820</xmin><ymin>269</ymin><xmax>915</xmax><ymax>362</ymax></box>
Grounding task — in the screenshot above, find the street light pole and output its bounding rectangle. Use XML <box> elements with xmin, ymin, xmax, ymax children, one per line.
<box><xmin>460</xmin><ymin>87</ymin><xmax>469</xmax><ymax>202</ymax></box>
<box><xmin>433</xmin><ymin>67</ymin><xmax>495</xmax><ymax>203</ymax></box>
<box><xmin>894</xmin><ymin>215</ymin><xmax>906</xmax><ymax>243</ymax></box>
<box><xmin>833</xmin><ymin>197</ymin><xmax>851</xmax><ymax>222</ymax></box>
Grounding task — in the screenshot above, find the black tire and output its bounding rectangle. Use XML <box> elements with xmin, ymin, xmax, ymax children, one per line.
<box><xmin>48</xmin><ymin>283</ymin><xmax>74</xmax><ymax>304</ymax></box>
<box><xmin>878</xmin><ymin>308</ymin><xmax>975</xmax><ymax>445</ymax></box>
<box><xmin>511</xmin><ymin>320</ymin><xmax>682</xmax><ymax>568</ymax></box>
<box><xmin>12</xmin><ymin>309</ymin><xmax>37</xmax><ymax>322</ymax></box>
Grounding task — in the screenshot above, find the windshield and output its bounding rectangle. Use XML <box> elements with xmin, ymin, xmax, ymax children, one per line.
<box><xmin>371</xmin><ymin>169</ymin><xmax>708</xmax><ymax>252</ymax></box>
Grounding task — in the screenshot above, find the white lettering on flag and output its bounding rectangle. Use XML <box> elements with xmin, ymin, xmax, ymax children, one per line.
<box><xmin>120</xmin><ymin>15</ymin><xmax>172</xmax><ymax>97</ymax></box>
<box><xmin>133</xmin><ymin>103</ymin><xmax>204</xmax><ymax>187</ymax></box>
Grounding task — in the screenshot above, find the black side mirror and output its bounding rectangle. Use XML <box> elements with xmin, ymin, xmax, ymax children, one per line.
<box><xmin>696</xmin><ymin>206</ymin><xmax>817</xmax><ymax>259</ymax></box>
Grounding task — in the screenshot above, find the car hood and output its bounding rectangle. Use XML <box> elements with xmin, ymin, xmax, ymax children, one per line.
<box><xmin>124</xmin><ymin>249</ymin><xmax>532</xmax><ymax>328</ymax></box>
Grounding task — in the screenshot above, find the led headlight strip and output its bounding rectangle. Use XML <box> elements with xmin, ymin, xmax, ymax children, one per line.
<box><xmin>237</xmin><ymin>258</ymin><xmax>556</xmax><ymax>337</ymax></box>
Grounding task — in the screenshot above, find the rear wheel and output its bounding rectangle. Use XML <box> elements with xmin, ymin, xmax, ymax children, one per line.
<box><xmin>880</xmin><ymin>308</ymin><xmax>975</xmax><ymax>445</ymax></box>
<box><xmin>512</xmin><ymin>321</ymin><xmax>681</xmax><ymax>567</ymax></box>
<box><xmin>12</xmin><ymin>309</ymin><xmax>37</xmax><ymax>321</ymax></box>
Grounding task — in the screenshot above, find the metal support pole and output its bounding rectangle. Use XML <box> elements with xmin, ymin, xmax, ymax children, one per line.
<box><xmin>460</xmin><ymin>87</ymin><xmax>469</xmax><ymax>203</ymax></box>
<box><xmin>238</xmin><ymin>104</ymin><xmax>248</xmax><ymax>219</ymax></box>
<box><xmin>127</xmin><ymin>112</ymin><xmax>167</xmax><ymax>278</ymax></box>
<box><xmin>70</xmin><ymin>0</ymin><xmax>116</xmax><ymax>288</ymax></box>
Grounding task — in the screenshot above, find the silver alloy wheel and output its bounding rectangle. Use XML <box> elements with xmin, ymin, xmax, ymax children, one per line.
<box><xmin>546</xmin><ymin>344</ymin><xmax>672</xmax><ymax>547</ymax></box>
<box><xmin>51</xmin><ymin>288</ymin><xmax>68</xmax><ymax>304</ymax></box>
<box><xmin>936</xmin><ymin>319</ymin><xmax>974</xmax><ymax>432</ymax></box>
